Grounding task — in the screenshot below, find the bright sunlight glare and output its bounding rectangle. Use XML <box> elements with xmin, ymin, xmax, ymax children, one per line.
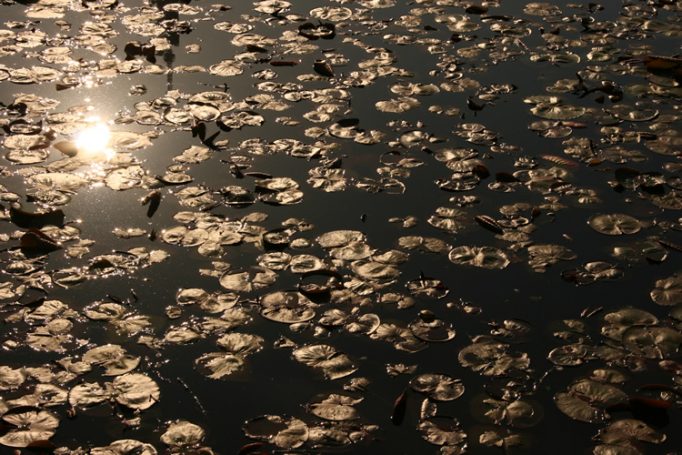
<box><xmin>74</xmin><ymin>119</ymin><xmax>113</xmax><ymax>161</ymax></box>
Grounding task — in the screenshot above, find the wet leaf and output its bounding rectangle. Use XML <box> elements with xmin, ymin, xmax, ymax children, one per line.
<box><xmin>459</xmin><ymin>339</ymin><xmax>530</xmax><ymax>376</ymax></box>
<box><xmin>308</xmin><ymin>394</ymin><xmax>360</xmax><ymax>421</ymax></box>
<box><xmin>112</xmin><ymin>373</ymin><xmax>159</xmax><ymax>410</ymax></box>
<box><xmin>651</xmin><ymin>273</ymin><xmax>682</xmax><ymax>306</ymax></box>
<box><xmin>448</xmin><ymin>246</ymin><xmax>510</xmax><ymax>269</ymax></box>
<box><xmin>589</xmin><ymin>214</ymin><xmax>642</xmax><ymax>236</ymax></box>
<box><xmin>0</xmin><ymin>409</ymin><xmax>58</xmax><ymax>445</ymax></box>
<box><xmin>243</xmin><ymin>415</ymin><xmax>308</xmax><ymax>449</ymax></box>
<box><xmin>161</xmin><ymin>420</ymin><xmax>205</xmax><ymax>447</ymax></box>
<box><xmin>555</xmin><ymin>392</ymin><xmax>607</xmax><ymax>423</ymax></box>
<box><xmin>418</xmin><ymin>417</ymin><xmax>466</xmax><ymax>448</ymax></box>
<box><xmin>596</xmin><ymin>419</ymin><xmax>666</xmax><ymax>445</ymax></box>
<box><xmin>292</xmin><ymin>344</ymin><xmax>357</xmax><ymax>380</ymax></box>
<box><xmin>409</xmin><ymin>374</ymin><xmax>464</xmax><ymax>401</ymax></box>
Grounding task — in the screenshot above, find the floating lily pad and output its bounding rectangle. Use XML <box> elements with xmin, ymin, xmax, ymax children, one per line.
<box><xmin>531</xmin><ymin>104</ymin><xmax>586</xmax><ymax>120</ymax></box>
<box><xmin>292</xmin><ymin>344</ymin><xmax>357</xmax><ymax>380</ymax></box>
<box><xmin>588</xmin><ymin>214</ymin><xmax>642</xmax><ymax>236</ymax></box>
<box><xmin>409</xmin><ymin>374</ymin><xmax>464</xmax><ymax>401</ymax></box>
<box><xmin>308</xmin><ymin>394</ymin><xmax>360</xmax><ymax>421</ymax></box>
<box><xmin>0</xmin><ymin>410</ymin><xmax>59</xmax><ymax>448</ymax></box>
<box><xmin>448</xmin><ymin>246</ymin><xmax>510</xmax><ymax>269</ymax></box>
<box><xmin>112</xmin><ymin>373</ymin><xmax>159</xmax><ymax>410</ymax></box>
<box><xmin>651</xmin><ymin>273</ymin><xmax>682</xmax><ymax>306</ymax></box>
<box><xmin>161</xmin><ymin>420</ymin><xmax>205</xmax><ymax>447</ymax></box>
<box><xmin>243</xmin><ymin>415</ymin><xmax>309</xmax><ymax>449</ymax></box>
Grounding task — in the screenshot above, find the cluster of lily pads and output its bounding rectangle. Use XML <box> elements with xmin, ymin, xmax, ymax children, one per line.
<box><xmin>0</xmin><ymin>0</ymin><xmax>680</xmax><ymax>453</ymax></box>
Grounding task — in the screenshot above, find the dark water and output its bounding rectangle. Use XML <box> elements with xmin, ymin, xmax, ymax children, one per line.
<box><xmin>0</xmin><ymin>0</ymin><xmax>681</xmax><ymax>454</ymax></box>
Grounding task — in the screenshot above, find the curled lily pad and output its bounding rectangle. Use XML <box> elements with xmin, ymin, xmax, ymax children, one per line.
<box><xmin>161</xmin><ymin>420</ymin><xmax>205</xmax><ymax>447</ymax></box>
<box><xmin>650</xmin><ymin>273</ymin><xmax>682</xmax><ymax>306</ymax></box>
<box><xmin>209</xmin><ymin>59</ymin><xmax>243</xmax><ymax>77</ymax></box>
<box><xmin>216</xmin><ymin>333</ymin><xmax>264</xmax><ymax>356</ymax></box>
<box><xmin>330</xmin><ymin>241</ymin><xmax>374</xmax><ymax>261</ymax></box>
<box><xmin>555</xmin><ymin>392</ymin><xmax>607</xmax><ymax>423</ymax></box>
<box><xmin>531</xmin><ymin>104</ymin><xmax>586</xmax><ymax>120</ymax></box>
<box><xmin>308</xmin><ymin>394</ymin><xmax>361</xmax><ymax>421</ymax></box>
<box><xmin>418</xmin><ymin>417</ymin><xmax>466</xmax><ymax>447</ymax></box>
<box><xmin>298</xmin><ymin>270</ymin><xmax>342</xmax><ymax>296</ymax></box>
<box><xmin>292</xmin><ymin>344</ymin><xmax>357</xmax><ymax>380</ymax></box>
<box><xmin>371</xmin><ymin>323</ymin><xmax>428</xmax><ymax>353</ymax></box>
<box><xmin>527</xmin><ymin>244</ymin><xmax>576</xmax><ymax>272</ymax></box>
<box><xmin>601</xmin><ymin>308</ymin><xmax>659</xmax><ymax>343</ymax></box>
<box><xmin>547</xmin><ymin>344</ymin><xmax>589</xmax><ymax>367</ymax></box>
<box><xmin>195</xmin><ymin>353</ymin><xmax>245</xmax><ymax>379</ymax></box>
<box><xmin>0</xmin><ymin>410</ymin><xmax>59</xmax><ymax>448</ymax></box>
<box><xmin>84</xmin><ymin>301</ymin><xmax>126</xmax><ymax>320</ymax></box>
<box><xmin>479</xmin><ymin>429</ymin><xmax>530</xmax><ymax>450</ymax></box>
<box><xmin>596</xmin><ymin>419</ymin><xmax>666</xmax><ymax>445</ymax></box>
<box><xmin>219</xmin><ymin>271</ymin><xmax>253</xmax><ymax>293</ymax></box>
<box><xmin>569</xmin><ymin>379</ymin><xmax>629</xmax><ymax>408</ymax></box>
<box><xmin>289</xmin><ymin>254</ymin><xmax>325</xmax><ymax>274</ymax></box>
<box><xmin>399</xmin><ymin>236</ymin><xmax>451</xmax><ymax>253</ymax></box>
<box><xmin>91</xmin><ymin>440</ymin><xmax>157</xmax><ymax>455</ymax></box>
<box><xmin>405</xmin><ymin>277</ymin><xmax>450</xmax><ymax>300</ymax></box>
<box><xmin>260</xmin><ymin>291</ymin><xmax>316</xmax><ymax>324</ymax></box>
<box><xmin>612</xmin><ymin>240</ymin><xmax>667</xmax><ymax>264</ymax></box>
<box><xmin>409</xmin><ymin>317</ymin><xmax>456</xmax><ymax>342</ymax></box>
<box><xmin>459</xmin><ymin>339</ymin><xmax>530</xmax><ymax>376</ymax></box>
<box><xmin>0</xmin><ymin>366</ymin><xmax>25</xmax><ymax>391</ymax></box>
<box><xmin>448</xmin><ymin>246</ymin><xmax>510</xmax><ymax>269</ymax></box>
<box><xmin>177</xmin><ymin>288</ymin><xmax>209</xmax><ymax>306</ymax></box>
<box><xmin>82</xmin><ymin>344</ymin><xmax>140</xmax><ymax>376</ymax></box>
<box><xmin>243</xmin><ymin>415</ymin><xmax>309</xmax><ymax>449</ymax></box>
<box><xmin>31</xmin><ymin>383</ymin><xmax>67</xmax><ymax>407</ymax></box>
<box><xmin>621</xmin><ymin>326</ymin><xmax>682</xmax><ymax>359</ymax></box>
<box><xmin>164</xmin><ymin>326</ymin><xmax>201</xmax><ymax>344</ymax></box>
<box><xmin>562</xmin><ymin>262</ymin><xmax>623</xmax><ymax>285</ymax></box>
<box><xmin>608</xmin><ymin>106</ymin><xmax>659</xmax><ymax>122</ymax></box>
<box><xmin>351</xmin><ymin>260</ymin><xmax>400</xmax><ymax>282</ymax></box>
<box><xmin>603</xmin><ymin>308</ymin><xmax>658</xmax><ymax>327</ymax></box>
<box><xmin>476</xmin><ymin>398</ymin><xmax>543</xmax><ymax>428</ymax></box>
<box><xmin>68</xmin><ymin>382</ymin><xmax>111</xmax><ymax>407</ymax></box>
<box><xmin>345</xmin><ymin>313</ymin><xmax>381</xmax><ymax>335</ymax></box>
<box><xmin>409</xmin><ymin>374</ymin><xmax>464</xmax><ymax>401</ymax></box>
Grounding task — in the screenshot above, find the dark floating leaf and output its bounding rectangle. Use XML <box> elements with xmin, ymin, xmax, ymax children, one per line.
<box><xmin>10</xmin><ymin>205</ymin><xmax>65</xmax><ymax>228</ymax></box>
<box><xmin>313</xmin><ymin>59</ymin><xmax>334</xmax><ymax>78</ymax></box>
<box><xmin>299</xmin><ymin>22</ymin><xmax>336</xmax><ymax>40</ymax></box>
<box><xmin>391</xmin><ymin>388</ymin><xmax>408</xmax><ymax>426</ymax></box>
<box><xmin>243</xmin><ymin>415</ymin><xmax>308</xmax><ymax>449</ymax></box>
<box><xmin>140</xmin><ymin>190</ymin><xmax>161</xmax><ymax>218</ymax></box>
<box><xmin>239</xmin><ymin>442</ymin><xmax>268</xmax><ymax>455</ymax></box>
<box><xmin>20</xmin><ymin>229</ymin><xmax>61</xmax><ymax>254</ymax></box>
<box><xmin>474</xmin><ymin>215</ymin><xmax>504</xmax><ymax>235</ymax></box>
<box><xmin>270</xmin><ymin>60</ymin><xmax>300</xmax><ymax>67</ymax></box>
<box><xmin>409</xmin><ymin>374</ymin><xmax>464</xmax><ymax>401</ymax></box>
<box><xmin>641</xmin><ymin>55</ymin><xmax>682</xmax><ymax>82</ymax></box>
<box><xmin>52</xmin><ymin>140</ymin><xmax>78</xmax><ymax>157</ymax></box>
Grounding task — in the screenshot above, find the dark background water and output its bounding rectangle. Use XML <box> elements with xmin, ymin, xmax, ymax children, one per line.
<box><xmin>0</xmin><ymin>0</ymin><xmax>681</xmax><ymax>453</ymax></box>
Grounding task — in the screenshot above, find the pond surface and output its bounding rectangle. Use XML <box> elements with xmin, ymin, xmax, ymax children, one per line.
<box><xmin>0</xmin><ymin>0</ymin><xmax>681</xmax><ymax>454</ymax></box>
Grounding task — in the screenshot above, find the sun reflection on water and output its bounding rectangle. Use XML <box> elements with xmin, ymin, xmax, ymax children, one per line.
<box><xmin>75</xmin><ymin>117</ymin><xmax>114</xmax><ymax>162</ymax></box>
